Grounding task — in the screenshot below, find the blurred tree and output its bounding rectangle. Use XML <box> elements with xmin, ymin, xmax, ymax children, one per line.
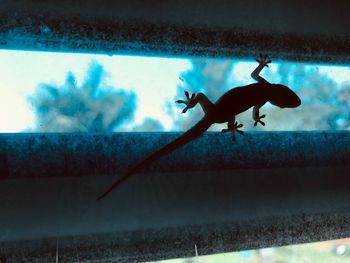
<box><xmin>132</xmin><ymin>117</ymin><xmax>163</xmax><ymax>132</ymax></box>
<box><xmin>337</xmin><ymin>81</ymin><xmax>350</xmax><ymax>130</ymax></box>
<box><xmin>168</xmin><ymin>58</ymin><xmax>235</xmax><ymax>131</ymax></box>
<box><xmin>30</xmin><ymin>62</ymin><xmax>137</xmax><ymax>132</ymax></box>
<box><xmin>260</xmin><ymin>64</ymin><xmax>341</xmax><ymax>130</ymax></box>
<box><xmin>170</xmin><ymin>58</ymin><xmax>346</xmax><ymax>131</ymax></box>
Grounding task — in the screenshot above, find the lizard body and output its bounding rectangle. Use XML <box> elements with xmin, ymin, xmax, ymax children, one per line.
<box><xmin>97</xmin><ymin>54</ymin><xmax>301</xmax><ymax>200</ymax></box>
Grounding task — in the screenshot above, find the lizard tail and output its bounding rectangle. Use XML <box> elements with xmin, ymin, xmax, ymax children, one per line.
<box><xmin>97</xmin><ymin>117</ymin><xmax>213</xmax><ymax>200</ymax></box>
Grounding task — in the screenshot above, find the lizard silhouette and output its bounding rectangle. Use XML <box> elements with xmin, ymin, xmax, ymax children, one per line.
<box><xmin>97</xmin><ymin>54</ymin><xmax>301</xmax><ymax>200</ymax></box>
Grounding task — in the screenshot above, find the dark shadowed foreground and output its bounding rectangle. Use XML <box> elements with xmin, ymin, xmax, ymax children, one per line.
<box><xmin>0</xmin><ymin>132</ymin><xmax>350</xmax><ymax>261</ymax></box>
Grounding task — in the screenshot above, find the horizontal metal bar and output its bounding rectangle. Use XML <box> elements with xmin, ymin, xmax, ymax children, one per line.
<box><xmin>0</xmin><ymin>1</ymin><xmax>349</xmax><ymax>63</ymax></box>
<box><xmin>0</xmin><ymin>132</ymin><xmax>350</xmax><ymax>179</ymax></box>
<box><xmin>0</xmin><ymin>132</ymin><xmax>350</xmax><ymax>261</ymax></box>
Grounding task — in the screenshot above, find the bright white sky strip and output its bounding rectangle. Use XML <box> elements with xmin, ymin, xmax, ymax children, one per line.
<box><xmin>0</xmin><ymin>50</ymin><xmax>349</xmax><ymax>132</ymax></box>
<box><xmin>0</xmin><ymin>50</ymin><xmax>191</xmax><ymax>132</ymax></box>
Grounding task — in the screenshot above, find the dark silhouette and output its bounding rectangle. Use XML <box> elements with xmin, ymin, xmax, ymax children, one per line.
<box><xmin>168</xmin><ymin>58</ymin><xmax>235</xmax><ymax>131</ymax></box>
<box><xmin>98</xmin><ymin>54</ymin><xmax>301</xmax><ymax>200</ymax></box>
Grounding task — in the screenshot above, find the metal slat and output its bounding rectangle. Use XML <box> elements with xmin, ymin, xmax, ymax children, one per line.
<box><xmin>0</xmin><ymin>132</ymin><xmax>350</xmax><ymax>261</ymax></box>
<box><xmin>0</xmin><ymin>1</ymin><xmax>349</xmax><ymax>63</ymax></box>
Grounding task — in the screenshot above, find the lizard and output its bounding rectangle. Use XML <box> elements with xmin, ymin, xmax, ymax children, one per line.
<box><xmin>97</xmin><ymin>54</ymin><xmax>301</xmax><ymax>200</ymax></box>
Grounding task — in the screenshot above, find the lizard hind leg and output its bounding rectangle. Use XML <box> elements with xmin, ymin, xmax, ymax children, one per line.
<box><xmin>221</xmin><ymin>118</ymin><xmax>244</xmax><ymax>142</ymax></box>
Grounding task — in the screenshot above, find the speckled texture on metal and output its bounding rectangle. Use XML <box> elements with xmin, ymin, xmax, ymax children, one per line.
<box><xmin>0</xmin><ymin>131</ymin><xmax>349</xmax><ymax>178</ymax></box>
<box><xmin>0</xmin><ymin>1</ymin><xmax>350</xmax><ymax>63</ymax></box>
<box><xmin>0</xmin><ymin>132</ymin><xmax>350</xmax><ymax>261</ymax></box>
<box><xmin>1</xmin><ymin>212</ymin><xmax>350</xmax><ymax>262</ymax></box>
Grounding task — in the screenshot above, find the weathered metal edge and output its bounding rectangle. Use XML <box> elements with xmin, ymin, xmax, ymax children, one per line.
<box><xmin>0</xmin><ymin>12</ymin><xmax>349</xmax><ymax>64</ymax></box>
<box><xmin>0</xmin><ymin>131</ymin><xmax>349</xmax><ymax>179</ymax></box>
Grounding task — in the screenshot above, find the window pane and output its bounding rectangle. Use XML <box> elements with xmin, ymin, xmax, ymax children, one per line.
<box><xmin>0</xmin><ymin>50</ymin><xmax>349</xmax><ymax>132</ymax></box>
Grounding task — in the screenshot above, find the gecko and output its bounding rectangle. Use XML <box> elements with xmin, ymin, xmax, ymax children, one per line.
<box><xmin>97</xmin><ymin>54</ymin><xmax>301</xmax><ymax>200</ymax></box>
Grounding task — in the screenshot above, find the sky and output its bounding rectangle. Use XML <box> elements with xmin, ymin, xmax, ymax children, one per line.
<box><xmin>0</xmin><ymin>49</ymin><xmax>349</xmax><ymax>132</ymax></box>
<box><xmin>0</xmin><ymin>50</ymin><xmax>191</xmax><ymax>131</ymax></box>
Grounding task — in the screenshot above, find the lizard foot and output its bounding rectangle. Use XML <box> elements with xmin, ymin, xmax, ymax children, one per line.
<box><xmin>176</xmin><ymin>90</ymin><xmax>196</xmax><ymax>113</ymax></box>
<box><xmin>256</xmin><ymin>53</ymin><xmax>272</xmax><ymax>68</ymax></box>
<box><xmin>253</xmin><ymin>114</ymin><xmax>266</xmax><ymax>127</ymax></box>
<box><xmin>221</xmin><ymin>121</ymin><xmax>244</xmax><ymax>142</ymax></box>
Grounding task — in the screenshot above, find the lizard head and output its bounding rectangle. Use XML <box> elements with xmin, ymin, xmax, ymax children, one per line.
<box><xmin>269</xmin><ymin>84</ymin><xmax>301</xmax><ymax>108</ymax></box>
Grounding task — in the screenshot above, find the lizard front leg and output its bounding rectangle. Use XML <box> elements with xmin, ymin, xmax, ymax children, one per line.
<box><xmin>221</xmin><ymin>117</ymin><xmax>244</xmax><ymax>142</ymax></box>
<box><xmin>251</xmin><ymin>54</ymin><xmax>271</xmax><ymax>83</ymax></box>
<box><xmin>253</xmin><ymin>104</ymin><xmax>266</xmax><ymax>126</ymax></box>
<box><xmin>176</xmin><ymin>91</ymin><xmax>196</xmax><ymax>113</ymax></box>
<box><xmin>176</xmin><ymin>91</ymin><xmax>214</xmax><ymax>114</ymax></box>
